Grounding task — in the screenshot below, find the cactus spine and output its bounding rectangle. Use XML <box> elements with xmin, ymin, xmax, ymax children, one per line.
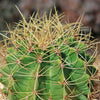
<box><xmin>0</xmin><ymin>10</ymin><xmax>96</xmax><ymax>100</ymax></box>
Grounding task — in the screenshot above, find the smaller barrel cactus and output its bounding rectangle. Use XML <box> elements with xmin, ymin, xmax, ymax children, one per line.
<box><xmin>0</xmin><ymin>9</ymin><xmax>97</xmax><ymax>100</ymax></box>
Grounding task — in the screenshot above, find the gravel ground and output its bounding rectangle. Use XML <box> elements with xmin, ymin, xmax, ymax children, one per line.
<box><xmin>92</xmin><ymin>38</ymin><xmax>100</xmax><ymax>100</ymax></box>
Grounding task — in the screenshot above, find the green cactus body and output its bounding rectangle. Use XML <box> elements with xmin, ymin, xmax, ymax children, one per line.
<box><xmin>0</xmin><ymin>11</ymin><xmax>96</xmax><ymax>100</ymax></box>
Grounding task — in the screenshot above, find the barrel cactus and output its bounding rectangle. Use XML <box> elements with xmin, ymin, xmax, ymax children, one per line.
<box><xmin>0</xmin><ymin>10</ymin><xmax>97</xmax><ymax>100</ymax></box>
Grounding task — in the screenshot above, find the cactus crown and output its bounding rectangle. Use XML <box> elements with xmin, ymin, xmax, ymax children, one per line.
<box><xmin>0</xmin><ymin>9</ymin><xmax>97</xmax><ymax>100</ymax></box>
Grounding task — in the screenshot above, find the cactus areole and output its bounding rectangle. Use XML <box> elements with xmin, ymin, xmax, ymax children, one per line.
<box><xmin>0</xmin><ymin>10</ymin><xmax>96</xmax><ymax>100</ymax></box>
